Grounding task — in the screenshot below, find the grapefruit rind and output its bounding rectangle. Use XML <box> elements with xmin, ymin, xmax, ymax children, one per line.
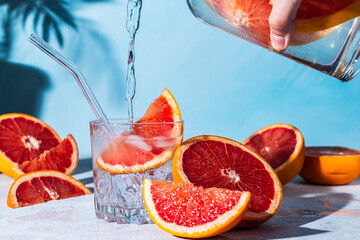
<box><xmin>295</xmin><ymin>1</ymin><xmax>360</xmax><ymax>33</ymax></box>
<box><xmin>1</xmin><ymin>134</ymin><xmax>79</xmax><ymax>178</ymax></box>
<box><xmin>161</xmin><ymin>88</ymin><xmax>182</xmax><ymax>122</ymax></box>
<box><xmin>0</xmin><ymin>158</ymin><xmax>23</xmax><ymax>179</ymax></box>
<box><xmin>0</xmin><ymin>113</ymin><xmax>62</xmax><ymax>179</ymax></box>
<box><xmin>204</xmin><ymin>0</ymin><xmax>360</xmax><ymax>47</ymax></box>
<box><xmin>172</xmin><ymin>135</ymin><xmax>283</xmax><ymax>228</ymax></box>
<box><xmin>62</xmin><ymin>134</ymin><xmax>79</xmax><ymax>175</ymax></box>
<box><xmin>300</xmin><ymin>146</ymin><xmax>360</xmax><ymax>185</ymax></box>
<box><xmin>243</xmin><ymin>123</ymin><xmax>305</xmax><ymax>185</ymax></box>
<box><xmin>7</xmin><ymin>170</ymin><xmax>92</xmax><ymax>208</ymax></box>
<box><xmin>96</xmin><ymin>146</ymin><xmax>177</xmax><ymax>174</ymax></box>
<box><xmin>142</xmin><ymin>179</ymin><xmax>251</xmax><ymax>238</ymax></box>
<box><xmin>96</xmin><ymin>88</ymin><xmax>183</xmax><ymax>174</ymax></box>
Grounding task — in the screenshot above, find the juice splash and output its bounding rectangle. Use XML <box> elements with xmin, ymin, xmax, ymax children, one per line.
<box><xmin>125</xmin><ymin>0</ymin><xmax>142</xmax><ymax>122</ymax></box>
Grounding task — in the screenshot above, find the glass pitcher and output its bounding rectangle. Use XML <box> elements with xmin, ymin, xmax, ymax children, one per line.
<box><xmin>187</xmin><ymin>0</ymin><xmax>360</xmax><ymax>82</ymax></box>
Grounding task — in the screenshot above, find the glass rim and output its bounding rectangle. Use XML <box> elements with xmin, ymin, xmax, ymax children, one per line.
<box><xmin>89</xmin><ymin>118</ymin><xmax>184</xmax><ymax>126</ymax></box>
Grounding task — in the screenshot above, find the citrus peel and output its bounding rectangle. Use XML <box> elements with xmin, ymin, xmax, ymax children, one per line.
<box><xmin>143</xmin><ymin>179</ymin><xmax>251</xmax><ymax>238</ymax></box>
<box><xmin>243</xmin><ymin>123</ymin><xmax>305</xmax><ymax>185</ymax></box>
<box><xmin>300</xmin><ymin>146</ymin><xmax>360</xmax><ymax>185</ymax></box>
<box><xmin>172</xmin><ymin>135</ymin><xmax>283</xmax><ymax>228</ymax></box>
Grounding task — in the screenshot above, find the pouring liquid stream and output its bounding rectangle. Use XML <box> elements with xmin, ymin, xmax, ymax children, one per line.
<box><xmin>126</xmin><ymin>0</ymin><xmax>142</xmax><ymax>122</ymax></box>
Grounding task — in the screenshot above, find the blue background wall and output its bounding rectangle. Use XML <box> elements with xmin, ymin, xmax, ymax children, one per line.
<box><xmin>1</xmin><ymin>0</ymin><xmax>360</xmax><ymax>159</ymax></box>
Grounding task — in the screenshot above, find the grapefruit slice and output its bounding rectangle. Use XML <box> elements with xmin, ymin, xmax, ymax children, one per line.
<box><xmin>243</xmin><ymin>123</ymin><xmax>305</xmax><ymax>185</ymax></box>
<box><xmin>205</xmin><ymin>0</ymin><xmax>360</xmax><ymax>47</ymax></box>
<box><xmin>173</xmin><ymin>135</ymin><xmax>283</xmax><ymax>228</ymax></box>
<box><xmin>97</xmin><ymin>88</ymin><xmax>183</xmax><ymax>174</ymax></box>
<box><xmin>300</xmin><ymin>146</ymin><xmax>360</xmax><ymax>185</ymax></box>
<box><xmin>7</xmin><ymin>170</ymin><xmax>92</xmax><ymax>208</ymax></box>
<box><xmin>143</xmin><ymin>179</ymin><xmax>251</xmax><ymax>238</ymax></box>
<box><xmin>0</xmin><ymin>113</ymin><xmax>78</xmax><ymax>179</ymax></box>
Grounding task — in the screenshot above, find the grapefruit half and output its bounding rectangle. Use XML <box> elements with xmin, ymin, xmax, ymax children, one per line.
<box><xmin>143</xmin><ymin>179</ymin><xmax>251</xmax><ymax>238</ymax></box>
<box><xmin>173</xmin><ymin>135</ymin><xmax>283</xmax><ymax>228</ymax></box>
<box><xmin>205</xmin><ymin>0</ymin><xmax>360</xmax><ymax>47</ymax></box>
<box><xmin>7</xmin><ymin>170</ymin><xmax>92</xmax><ymax>208</ymax></box>
<box><xmin>0</xmin><ymin>113</ymin><xmax>78</xmax><ymax>179</ymax></box>
<box><xmin>300</xmin><ymin>146</ymin><xmax>360</xmax><ymax>185</ymax></box>
<box><xmin>243</xmin><ymin>123</ymin><xmax>305</xmax><ymax>185</ymax></box>
<box><xmin>97</xmin><ymin>88</ymin><xmax>183</xmax><ymax>174</ymax></box>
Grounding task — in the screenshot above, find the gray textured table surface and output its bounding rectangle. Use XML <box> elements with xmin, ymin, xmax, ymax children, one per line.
<box><xmin>1</xmin><ymin>160</ymin><xmax>359</xmax><ymax>240</ymax></box>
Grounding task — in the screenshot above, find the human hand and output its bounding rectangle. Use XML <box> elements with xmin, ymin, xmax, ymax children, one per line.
<box><xmin>269</xmin><ymin>0</ymin><xmax>303</xmax><ymax>51</ymax></box>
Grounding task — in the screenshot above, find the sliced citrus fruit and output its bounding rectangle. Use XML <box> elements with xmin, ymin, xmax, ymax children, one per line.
<box><xmin>19</xmin><ymin>134</ymin><xmax>78</xmax><ymax>175</ymax></box>
<box><xmin>143</xmin><ymin>179</ymin><xmax>251</xmax><ymax>238</ymax></box>
<box><xmin>7</xmin><ymin>170</ymin><xmax>92</xmax><ymax>208</ymax></box>
<box><xmin>173</xmin><ymin>135</ymin><xmax>283</xmax><ymax>228</ymax></box>
<box><xmin>295</xmin><ymin>1</ymin><xmax>360</xmax><ymax>33</ymax></box>
<box><xmin>0</xmin><ymin>113</ymin><xmax>78</xmax><ymax>179</ymax></box>
<box><xmin>300</xmin><ymin>146</ymin><xmax>360</xmax><ymax>185</ymax></box>
<box><xmin>205</xmin><ymin>0</ymin><xmax>359</xmax><ymax>47</ymax></box>
<box><xmin>243</xmin><ymin>123</ymin><xmax>305</xmax><ymax>185</ymax></box>
<box><xmin>97</xmin><ymin>88</ymin><xmax>183</xmax><ymax>174</ymax></box>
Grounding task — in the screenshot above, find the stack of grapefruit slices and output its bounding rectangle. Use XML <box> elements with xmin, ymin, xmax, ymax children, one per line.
<box><xmin>0</xmin><ymin>113</ymin><xmax>78</xmax><ymax>179</ymax></box>
<box><xmin>172</xmin><ymin>135</ymin><xmax>283</xmax><ymax>229</ymax></box>
<box><xmin>142</xmin><ymin>123</ymin><xmax>307</xmax><ymax>238</ymax></box>
<box><xmin>0</xmin><ymin>113</ymin><xmax>91</xmax><ymax>208</ymax></box>
<box><xmin>205</xmin><ymin>0</ymin><xmax>360</xmax><ymax>48</ymax></box>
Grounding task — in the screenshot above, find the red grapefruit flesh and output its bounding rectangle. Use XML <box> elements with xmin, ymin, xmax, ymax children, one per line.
<box><xmin>19</xmin><ymin>134</ymin><xmax>78</xmax><ymax>175</ymax></box>
<box><xmin>296</xmin><ymin>0</ymin><xmax>357</xmax><ymax>19</ymax></box>
<box><xmin>0</xmin><ymin>113</ymin><xmax>78</xmax><ymax>179</ymax></box>
<box><xmin>205</xmin><ymin>0</ymin><xmax>358</xmax><ymax>47</ymax></box>
<box><xmin>143</xmin><ymin>179</ymin><xmax>251</xmax><ymax>238</ymax></box>
<box><xmin>97</xmin><ymin>88</ymin><xmax>183</xmax><ymax>174</ymax></box>
<box><xmin>7</xmin><ymin>170</ymin><xmax>92</xmax><ymax>208</ymax></box>
<box><xmin>243</xmin><ymin>123</ymin><xmax>305</xmax><ymax>185</ymax></box>
<box><xmin>173</xmin><ymin>135</ymin><xmax>283</xmax><ymax>228</ymax></box>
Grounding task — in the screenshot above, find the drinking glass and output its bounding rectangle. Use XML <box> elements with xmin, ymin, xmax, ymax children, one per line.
<box><xmin>187</xmin><ymin>0</ymin><xmax>360</xmax><ymax>81</ymax></box>
<box><xmin>90</xmin><ymin>118</ymin><xmax>183</xmax><ymax>224</ymax></box>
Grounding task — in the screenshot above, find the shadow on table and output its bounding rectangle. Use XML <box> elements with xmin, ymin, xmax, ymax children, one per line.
<box><xmin>73</xmin><ymin>158</ymin><xmax>93</xmax><ymax>175</ymax></box>
<box><xmin>216</xmin><ymin>178</ymin><xmax>358</xmax><ymax>239</ymax></box>
<box><xmin>73</xmin><ymin>158</ymin><xmax>94</xmax><ymax>192</ymax></box>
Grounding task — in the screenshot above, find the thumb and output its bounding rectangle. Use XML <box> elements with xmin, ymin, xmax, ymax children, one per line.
<box><xmin>269</xmin><ymin>0</ymin><xmax>302</xmax><ymax>51</ymax></box>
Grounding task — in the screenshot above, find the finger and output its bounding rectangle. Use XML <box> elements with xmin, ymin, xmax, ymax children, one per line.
<box><xmin>269</xmin><ymin>0</ymin><xmax>302</xmax><ymax>51</ymax></box>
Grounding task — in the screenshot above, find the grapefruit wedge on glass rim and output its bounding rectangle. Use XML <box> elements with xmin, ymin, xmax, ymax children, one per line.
<box><xmin>143</xmin><ymin>179</ymin><xmax>251</xmax><ymax>238</ymax></box>
<box><xmin>173</xmin><ymin>135</ymin><xmax>283</xmax><ymax>228</ymax></box>
<box><xmin>7</xmin><ymin>170</ymin><xmax>92</xmax><ymax>208</ymax></box>
<box><xmin>0</xmin><ymin>113</ymin><xmax>78</xmax><ymax>179</ymax></box>
<box><xmin>96</xmin><ymin>88</ymin><xmax>183</xmax><ymax>174</ymax></box>
<box><xmin>243</xmin><ymin>123</ymin><xmax>305</xmax><ymax>185</ymax></box>
<box><xmin>204</xmin><ymin>0</ymin><xmax>360</xmax><ymax>47</ymax></box>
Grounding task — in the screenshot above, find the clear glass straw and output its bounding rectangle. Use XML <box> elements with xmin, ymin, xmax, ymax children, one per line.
<box><xmin>27</xmin><ymin>33</ymin><xmax>141</xmax><ymax>182</ymax></box>
<box><xmin>28</xmin><ymin>33</ymin><xmax>110</xmax><ymax>126</ymax></box>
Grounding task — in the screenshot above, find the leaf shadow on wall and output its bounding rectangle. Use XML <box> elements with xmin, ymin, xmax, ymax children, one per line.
<box><xmin>0</xmin><ymin>0</ymin><xmax>119</xmax><ymax>117</ymax></box>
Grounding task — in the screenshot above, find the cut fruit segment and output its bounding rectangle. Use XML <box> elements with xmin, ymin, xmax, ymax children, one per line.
<box><xmin>172</xmin><ymin>135</ymin><xmax>283</xmax><ymax>228</ymax></box>
<box><xmin>243</xmin><ymin>123</ymin><xmax>305</xmax><ymax>185</ymax></box>
<box><xmin>19</xmin><ymin>134</ymin><xmax>78</xmax><ymax>175</ymax></box>
<box><xmin>7</xmin><ymin>170</ymin><xmax>92</xmax><ymax>208</ymax></box>
<box><xmin>295</xmin><ymin>0</ymin><xmax>360</xmax><ymax>33</ymax></box>
<box><xmin>97</xmin><ymin>88</ymin><xmax>183</xmax><ymax>174</ymax></box>
<box><xmin>205</xmin><ymin>0</ymin><xmax>359</xmax><ymax>47</ymax></box>
<box><xmin>0</xmin><ymin>113</ymin><xmax>78</xmax><ymax>179</ymax></box>
<box><xmin>143</xmin><ymin>179</ymin><xmax>251</xmax><ymax>238</ymax></box>
<box><xmin>300</xmin><ymin>146</ymin><xmax>360</xmax><ymax>185</ymax></box>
